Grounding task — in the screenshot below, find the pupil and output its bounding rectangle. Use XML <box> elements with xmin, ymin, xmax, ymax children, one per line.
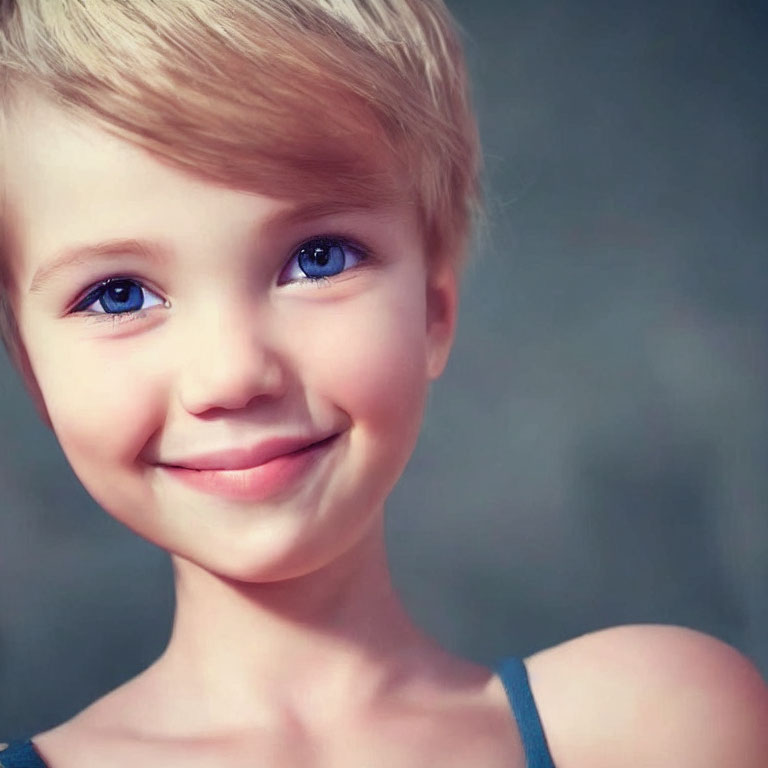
<box><xmin>313</xmin><ymin>246</ymin><xmax>329</xmax><ymax>266</ymax></box>
<box><xmin>108</xmin><ymin>283</ymin><xmax>131</xmax><ymax>303</ymax></box>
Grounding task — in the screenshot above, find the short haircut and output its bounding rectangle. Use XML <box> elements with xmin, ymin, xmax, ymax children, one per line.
<box><xmin>0</xmin><ymin>0</ymin><xmax>483</xmax><ymax>371</ymax></box>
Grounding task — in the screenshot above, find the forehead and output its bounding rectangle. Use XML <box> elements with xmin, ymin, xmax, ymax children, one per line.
<box><xmin>3</xmin><ymin>93</ymin><xmax>414</xmax><ymax>289</ymax></box>
<box><xmin>4</xmin><ymin>93</ymin><xmax>278</xmax><ymax>244</ymax></box>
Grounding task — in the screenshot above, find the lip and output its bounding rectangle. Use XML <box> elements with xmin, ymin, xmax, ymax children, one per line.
<box><xmin>164</xmin><ymin>434</ymin><xmax>338</xmax><ymax>471</ymax></box>
<box><xmin>158</xmin><ymin>433</ymin><xmax>341</xmax><ymax>501</ymax></box>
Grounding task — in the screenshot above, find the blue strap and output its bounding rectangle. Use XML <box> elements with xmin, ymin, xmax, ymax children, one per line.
<box><xmin>495</xmin><ymin>656</ymin><xmax>557</xmax><ymax>768</ymax></box>
<box><xmin>0</xmin><ymin>740</ymin><xmax>49</xmax><ymax>768</ymax></box>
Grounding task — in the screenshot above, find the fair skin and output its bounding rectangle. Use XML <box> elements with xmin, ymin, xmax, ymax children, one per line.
<box><xmin>4</xmin><ymin>92</ymin><xmax>768</xmax><ymax>768</ymax></box>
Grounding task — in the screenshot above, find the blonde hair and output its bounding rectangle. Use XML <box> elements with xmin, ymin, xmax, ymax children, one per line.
<box><xmin>0</xmin><ymin>0</ymin><xmax>482</xmax><ymax>371</ymax></box>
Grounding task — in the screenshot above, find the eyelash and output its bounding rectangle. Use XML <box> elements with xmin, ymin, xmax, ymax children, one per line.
<box><xmin>69</xmin><ymin>234</ymin><xmax>372</xmax><ymax>325</ymax></box>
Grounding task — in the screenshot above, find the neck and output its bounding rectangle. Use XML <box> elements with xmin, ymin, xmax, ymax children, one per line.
<box><xmin>139</xmin><ymin>512</ymin><xmax>480</xmax><ymax>737</ymax></box>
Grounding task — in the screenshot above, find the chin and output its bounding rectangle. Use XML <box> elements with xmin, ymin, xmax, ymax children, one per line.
<box><xmin>172</xmin><ymin>509</ymin><xmax>380</xmax><ymax>585</ymax></box>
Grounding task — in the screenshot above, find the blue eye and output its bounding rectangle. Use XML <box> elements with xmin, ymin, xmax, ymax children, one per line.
<box><xmin>280</xmin><ymin>236</ymin><xmax>366</xmax><ymax>284</ymax></box>
<box><xmin>74</xmin><ymin>278</ymin><xmax>164</xmax><ymax>315</ymax></box>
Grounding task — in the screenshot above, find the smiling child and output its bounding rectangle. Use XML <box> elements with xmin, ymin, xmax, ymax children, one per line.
<box><xmin>1</xmin><ymin>1</ymin><xmax>768</xmax><ymax>767</ymax></box>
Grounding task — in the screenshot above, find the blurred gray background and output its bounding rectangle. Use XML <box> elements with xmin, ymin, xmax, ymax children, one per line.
<box><xmin>1</xmin><ymin>0</ymin><xmax>766</xmax><ymax>735</ymax></box>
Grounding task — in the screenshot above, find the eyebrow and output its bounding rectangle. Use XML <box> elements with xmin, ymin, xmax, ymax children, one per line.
<box><xmin>28</xmin><ymin>238</ymin><xmax>167</xmax><ymax>294</ymax></box>
<box><xmin>28</xmin><ymin>199</ymin><xmax>382</xmax><ymax>295</ymax></box>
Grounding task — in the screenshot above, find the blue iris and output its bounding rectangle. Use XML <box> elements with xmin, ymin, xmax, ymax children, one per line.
<box><xmin>96</xmin><ymin>279</ymin><xmax>144</xmax><ymax>313</ymax></box>
<box><xmin>297</xmin><ymin>239</ymin><xmax>346</xmax><ymax>278</ymax></box>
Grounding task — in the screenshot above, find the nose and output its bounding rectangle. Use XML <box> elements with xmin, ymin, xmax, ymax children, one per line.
<box><xmin>176</xmin><ymin>304</ymin><xmax>287</xmax><ymax>415</ymax></box>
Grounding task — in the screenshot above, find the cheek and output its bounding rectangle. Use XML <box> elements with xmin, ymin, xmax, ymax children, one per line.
<box><xmin>28</xmin><ymin>330</ymin><xmax>161</xmax><ymax>468</ymax></box>
<box><xmin>33</xmin><ymin>346</ymin><xmax>165</xmax><ymax>528</ymax></box>
<box><xmin>334</xmin><ymin>324</ymin><xmax>425</xmax><ymax>414</ymax></box>
<box><xmin>298</xmin><ymin>282</ymin><xmax>429</xmax><ymax>443</ymax></box>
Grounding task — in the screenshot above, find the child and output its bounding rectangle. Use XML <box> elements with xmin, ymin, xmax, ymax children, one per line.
<box><xmin>1</xmin><ymin>1</ymin><xmax>767</xmax><ymax>766</ymax></box>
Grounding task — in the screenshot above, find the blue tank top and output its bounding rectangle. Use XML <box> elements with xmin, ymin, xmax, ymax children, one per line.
<box><xmin>0</xmin><ymin>656</ymin><xmax>556</xmax><ymax>767</ymax></box>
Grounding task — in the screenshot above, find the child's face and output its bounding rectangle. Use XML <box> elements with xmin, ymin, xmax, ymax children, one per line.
<box><xmin>4</xmin><ymin>92</ymin><xmax>457</xmax><ymax>580</ymax></box>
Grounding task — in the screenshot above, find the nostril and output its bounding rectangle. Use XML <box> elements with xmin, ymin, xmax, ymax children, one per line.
<box><xmin>177</xmin><ymin>346</ymin><xmax>287</xmax><ymax>416</ymax></box>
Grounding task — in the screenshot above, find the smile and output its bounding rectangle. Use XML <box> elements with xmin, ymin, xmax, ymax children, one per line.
<box><xmin>160</xmin><ymin>433</ymin><xmax>341</xmax><ymax>502</ymax></box>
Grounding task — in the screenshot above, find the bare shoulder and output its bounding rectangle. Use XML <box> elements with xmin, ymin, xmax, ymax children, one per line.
<box><xmin>522</xmin><ymin>623</ymin><xmax>768</xmax><ymax>768</ymax></box>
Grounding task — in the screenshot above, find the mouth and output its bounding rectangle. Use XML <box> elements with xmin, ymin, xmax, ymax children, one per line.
<box><xmin>180</xmin><ymin>433</ymin><xmax>339</xmax><ymax>471</ymax></box>
<box><xmin>160</xmin><ymin>432</ymin><xmax>342</xmax><ymax>501</ymax></box>
<box><xmin>164</xmin><ymin>432</ymin><xmax>341</xmax><ymax>472</ymax></box>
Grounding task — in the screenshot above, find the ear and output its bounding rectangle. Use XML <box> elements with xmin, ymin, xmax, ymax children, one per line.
<box><xmin>425</xmin><ymin>261</ymin><xmax>459</xmax><ymax>381</ymax></box>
